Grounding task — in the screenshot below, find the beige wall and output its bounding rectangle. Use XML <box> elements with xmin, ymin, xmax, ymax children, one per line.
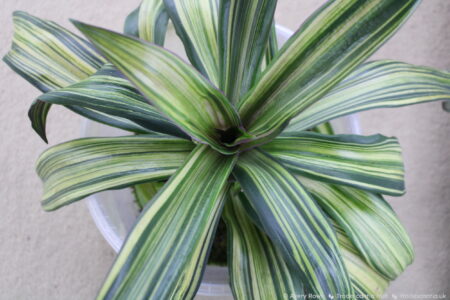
<box><xmin>0</xmin><ymin>1</ymin><xmax>448</xmax><ymax>299</ymax></box>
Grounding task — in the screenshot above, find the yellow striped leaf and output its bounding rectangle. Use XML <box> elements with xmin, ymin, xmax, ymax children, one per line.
<box><xmin>124</xmin><ymin>0</ymin><xmax>168</xmax><ymax>46</ymax></box>
<box><xmin>223</xmin><ymin>185</ymin><xmax>304</xmax><ymax>299</ymax></box>
<box><xmin>234</xmin><ymin>149</ymin><xmax>353</xmax><ymax>299</ymax></box>
<box><xmin>288</xmin><ymin>60</ymin><xmax>450</xmax><ymax>132</ymax></box>
<box><xmin>335</xmin><ymin>225</ymin><xmax>389</xmax><ymax>300</ymax></box>
<box><xmin>236</xmin><ymin>0</ymin><xmax>420</xmax><ymax>146</ymax></box>
<box><xmin>37</xmin><ymin>135</ymin><xmax>193</xmax><ymax>211</ymax></box>
<box><xmin>133</xmin><ymin>181</ymin><xmax>165</xmax><ymax>210</ymax></box>
<box><xmin>97</xmin><ymin>145</ymin><xmax>236</xmax><ymax>299</ymax></box>
<box><xmin>138</xmin><ymin>0</ymin><xmax>169</xmax><ymax>44</ymax></box>
<box><xmin>164</xmin><ymin>0</ymin><xmax>221</xmax><ymax>86</ymax></box>
<box><xmin>73</xmin><ymin>21</ymin><xmax>243</xmax><ymax>154</ymax></box>
<box><xmin>3</xmin><ymin>11</ymin><xmax>106</xmax><ymax>141</ymax></box>
<box><xmin>38</xmin><ymin>63</ymin><xmax>187</xmax><ymax>138</ymax></box>
<box><xmin>300</xmin><ymin>176</ymin><xmax>414</xmax><ymax>281</ymax></box>
<box><xmin>219</xmin><ymin>0</ymin><xmax>277</xmax><ymax>103</ymax></box>
<box><xmin>263</xmin><ymin>132</ymin><xmax>405</xmax><ymax>196</ymax></box>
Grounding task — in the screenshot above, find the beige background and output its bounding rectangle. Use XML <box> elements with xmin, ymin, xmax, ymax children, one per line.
<box><xmin>0</xmin><ymin>1</ymin><xmax>449</xmax><ymax>299</ymax></box>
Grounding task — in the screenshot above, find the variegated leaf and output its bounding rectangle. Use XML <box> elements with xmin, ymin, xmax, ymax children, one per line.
<box><xmin>234</xmin><ymin>149</ymin><xmax>353</xmax><ymax>299</ymax></box>
<box><xmin>300</xmin><ymin>176</ymin><xmax>414</xmax><ymax>281</ymax></box>
<box><xmin>236</xmin><ymin>0</ymin><xmax>420</xmax><ymax>146</ymax></box>
<box><xmin>223</xmin><ymin>184</ymin><xmax>304</xmax><ymax>299</ymax></box>
<box><xmin>219</xmin><ymin>0</ymin><xmax>277</xmax><ymax>103</ymax></box>
<box><xmin>97</xmin><ymin>145</ymin><xmax>236</xmax><ymax>299</ymax></box>
<box><xmin>133</xmin><ymin>181</ymin><xmax>165</xmax><ymax>210</ymax></box>
<box><xmin>263</xmin><ymin>132</ymin><xmax>405</xmax><ymax>196</ymax></box>
<box><xmin>38</xmin><ymin>63</ymin><xmax>187</xmax><ymax>138</ymax></box>
<box><xmin>335</xmin><ymin>225</ymin><xmax>389</xmax><ymax>300</ymax></box>
<box><xmin>288</xmin><ymin>60</ymin><xmax>450</xmax><ymax>132</ymax></box>
<box><xmin>164</xmin><ymin>0</ymin><xmax>220</xmax><ymax>86</ymax></box>
<box><xmin>3</xmin><ymin>11</ymin><xmax>106</xmax><ymax>141</ymax></box>
<box><xmin>124</xmin><ymin>0</ymin><xmax>169</xmax><ymax>45</ymax></box>
<box><xmin>37</xmin><ymin>135</ymin><xmax>193</xmax><ymax>211</ymax></box>
<box><xmin>73</xmin><ymin>21</ymin><xmax>243</xmax><ymax>154</ymax></box>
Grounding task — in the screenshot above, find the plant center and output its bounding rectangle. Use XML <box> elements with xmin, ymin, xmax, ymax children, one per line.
<box><xmin>217</xmin><ymin>127</ymin><xmax>241</xmax><ymax>145</ymax></box>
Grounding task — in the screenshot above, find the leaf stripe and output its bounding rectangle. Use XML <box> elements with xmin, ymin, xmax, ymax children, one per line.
<box><xmin>234</xmin><ymin>149</ymin><xmax>353</xmax><ymax>299</ymax></box>
<box><xmin>287</xmin><ymin>60</ymin><xmax>450</xmax><ymax>131</ymax></box>
<box><xmin>219</xmin><ymin>0</ymin><xmax>278</xmax><ymax>103</ymax></box>
<box><xmin>164</xmin><ymin>0</ymin><xmax>220</xmax><ymax>85</ymax></box>
<box><xmin>73</xmin><ymin>21</ymin><xmax>242</xmax><ymax>154</ymax></box>
<box><xmin>224</xmin><ymin>187</ymin><xmax>304</xmax><ymax>299</ymax></box>
<box><xmin>300</xmin><ymin>176</ymin><xmax>414</xmax><ymax>281</ymax></box>
<box><xmin>37</xmin><ymin>135</ymin><xmax>193</xmax><ymax>211</ymax></box>
<box><xmin>38</xmin><ymin>63</ymin><xmax>188</xmax><ymax>138</ymax></box>
<box><xmin>236</xmin><ymin>0</ymin><xmax>419</xmax><ymax>145</ymax></box>
<box><xmin>97</xmin><ymin>145</ymin><xmax>236</xmax><ymax>299</ymax></box>
<box><xmin>334</xmin><ymin>225</ymin><xmax>389</xmax><ymax>299</ymax></box>
<box><xmin>4</xmin><ymin>11</ymin><xmax>104</xmax><ymax>91</ymax></box>
<box><xmin>263</xmin><ymin>132</ymin><xmax>405</xmax><ymax>195</ymax></box>
<box><xmin>138</xmin><ymin>0</ymin><xmax>169</xmax><ymax>45</ymax></box>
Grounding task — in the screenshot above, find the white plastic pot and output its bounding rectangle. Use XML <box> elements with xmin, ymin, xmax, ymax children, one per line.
<box><xmin>83</xmin><ymin>25</ymin><xmax>360</xmax><ymax>298</ymax></box>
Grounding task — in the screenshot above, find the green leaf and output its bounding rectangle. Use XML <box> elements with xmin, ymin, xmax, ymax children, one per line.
<box><xmin>236</xmin><ymin>0</ymin><xmax>419</xmax><ymax>145</ymax></box>
<box><xmin>223</xmin><ymin>185</ymin><xmax>304</xmax><ymax>299</ymax></box>
<box><xmin>300</xmin><ymin>176</ymin><xmax>414</xmax><ymax>281</ymax></box>
<box><xmin>263</xmin><ymin>23</ymin><xmax>278</xmax><ymax>68</ymax></box>
<box><xmin>133</xmin><ymin>181</ymin><xmax>165</xmax><ymax>210</ymax></box>
<box><xmin>73</xmin><ymin>21</ymin><xmax>243</xmax><ymax>154</ymax></box>
<box><xmin>37</xmin><ymin>135</ymin><xmax>193</xmax><ymax>211</ymax></box>
<box><xmin>3</xmin><ymin>11</ymin><xmax>106</xmax><ymax>141</ymax></box>
<box><xmin>263</xmin><ymin>132</ymin><xmax>405</xmax><ymax>196</ymax></box>
<box><xmin>69</xmin><ymin>105</ymin><xmax>155</xmax><ymax>134</ymax></box>
<box><xmin>28</xmin><ymin>100</ymin><xmax>51</xmax><ymax>143</ymax></box>
<box><xmin>444</xmin><ymin>100</ymin><xmax>450</xmax><ymax>112</ymax></box>
<box><xmin>138</xmin><ymin>0</ymin><xmax>169</xmax><ymax>45</ymax></box>
<box><xmin>38</xmin><ymin>63</ymin><xmax>188</xmax><ymax>138</ymax></box>
<box><xmin>218</xmin><ymin>0</ymin><xmax>277</xmax><ymax>103</ymax></box>
<box><xmin>124</xmin><ymin>6</ymin><xmax>140</xmax><ymax>37</ymax></box>
<box><xmin>97</xmin><ymin>145</ymin><xmax>236</xmax><ymax>299</ymax></box>
<box><xmin>234</xmin><ymin>149</ymin><xmax>353</xmax><ymax>299</ymax></box>
<box><xmin>311</xmin><ymin>122</ymin><xmax>334</xmax><ymax>135</ymax></box>
<box><xmin>288</xmin><ymin>60</ymin><xmax>450</xmax><ymax>132</ymax></box>
<box><xmin>164</xmin><ymin>0</ymin><xmax>220</xmax><ymax>86</ymax></box>
<box><xmin>335</xmin><ymin>225</ymin><xmax>389</xmax><ymax>300</ymax></box>
<box><xmin>124</xmin><ymin>0</ymin><xmax>169</xmax><ymax>45</ymax></box>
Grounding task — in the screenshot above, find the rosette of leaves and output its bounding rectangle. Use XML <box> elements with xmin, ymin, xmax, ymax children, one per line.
<box><xmin>4</xmin><ymin>0</ymin><xmax>450</xmax><ymax>299</ymax></box>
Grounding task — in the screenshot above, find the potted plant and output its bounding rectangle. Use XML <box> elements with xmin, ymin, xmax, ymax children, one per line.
<box><xmin>4</xmin><ymin>0</ymin><xmax>450</xmax><ymax>299</ymax></box>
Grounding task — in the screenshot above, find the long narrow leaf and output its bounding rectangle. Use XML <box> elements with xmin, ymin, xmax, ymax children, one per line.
<box><xmin>124</xmin><ymin>6</ymin><xmax>140</xmax><ymax>37</ymax></box>
<box><xmin>140</xmin><ymin>0</ymin><xmax>169</xmax><ymax>45</ymax></box>
<box><xmin>219</xmin><ymin>0</ymin><xmax>277</xmax><ymax>103</ymax></box>
<box><xmin>335</xmin><ymin>225</ymin><xmax>389</xmax><ymax>300</ymax></box>
<box><xmin>38</xmin><ymin>63</ymin><xmax>187</xmax><ymax>138</ymax></box>
<box><xmin>287</xmin><ymin>60</ymin><xmax>450</xmax><ymax>131</ymax></box>
<box><xmin>300</xmin><ymin>176</ymin><xmax>414</xmax><ymax>281</ymax></box>
<box><xmin>73</xmin><ymin>21</ymin><xmax>243</xmax><ymax>154</ymax></box>
<box><xmin>3</xmin><ymin>11</ymin><xmax>106</xmax><ymax>141</ymax></box>
<box><xmin>37</xmin><ymin>135</ymin><xmax>193</xmax><ymax>211</ymax></box>
<box><xmin>124</xmin><ymin>0</ymin><xmax>168</xmax><ymax>46</ymax></box>
<box><xmin>164</xmin><ymin>0</ymin><xmax>220</xmax><ymax>85</ymax></box>
<box><xmin>97</xmin><ymin>145</ymin><xmax>236</xmax><ymax>299</ymax></box>
<box><xmin>236</xmin><ymin>0</ymin><xmax>419</xmax><ymax>145</ymax></box>
<box><xmin>263</xmin><ymin>132</ymin><xmax>405</xmax><ymax>196</ymax></box>
<box><xmin>223</xmin><ymin>185</ymin><xmax>304</xmax><ymax>299</ymax></box>
<box><xmin>234</xmin><ymin>149</ymin><xmax>353</xmax><ymax>299</ymax></box>
<box><xmin>262</xmin><ymin>22</ymin><xmax>278</xmax><ymax>68</ymax></box>
<box><xmin>133</xmin><ymin>181</ymin><xmax>165</xmax><ymax>210</ymax></box>
<box><xmin>68</xmin><ymin>105</ymin><xmax>154</xmax><ymax>134</ymax></box>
